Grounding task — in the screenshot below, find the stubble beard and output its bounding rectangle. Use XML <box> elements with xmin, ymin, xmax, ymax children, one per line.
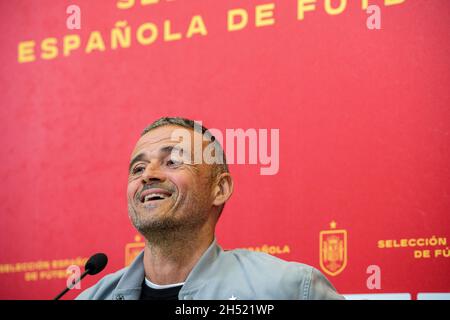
<box><xmin>127</xmin><ymin>195</ymin><xmax>210</xmax><ymax>249</ymax></box>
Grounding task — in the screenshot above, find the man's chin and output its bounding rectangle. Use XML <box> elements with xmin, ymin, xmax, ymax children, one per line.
<box><xmin>132</xmin><ymin>217</ymin><xmax>185</xmax><ymax>240</ymax></box>
<box><xmin>135</xmin><ymin>209</ymin><xmax>169</xmax><ymax>223</ymax></box>
<box><xmin>134</xmin><ymin>205</ymin><xmax>175</xmax><ymax>222</ymax></box>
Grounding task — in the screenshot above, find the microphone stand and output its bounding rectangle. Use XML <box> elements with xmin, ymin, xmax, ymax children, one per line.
<box><xmin>53</xmin><ymin>269</ymin><xmax>90</xmax><ymax>300</ymax></box>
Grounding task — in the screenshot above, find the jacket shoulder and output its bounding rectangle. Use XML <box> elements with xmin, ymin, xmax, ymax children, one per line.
<box><xmin>225</xmin><ymin>248</ymin><xmax>313</xmax><ymax>276</ymax></box>
<box><xmin>222</xmin><ymin>249</ymin><xmax>344</xmax><ymax>300</ymax></box>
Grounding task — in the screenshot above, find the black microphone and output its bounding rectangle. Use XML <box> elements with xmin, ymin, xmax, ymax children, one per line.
<box><xmin>54</xmin><ymin>253</ymin><xmax>108</xmax><ymax>300</ymax></box>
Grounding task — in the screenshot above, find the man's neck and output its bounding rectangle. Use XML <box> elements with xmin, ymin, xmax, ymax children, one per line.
<box><xmin>142</xmin><ymin>231</ymin><xmax>214</xmax><ymax>285</ymax></box>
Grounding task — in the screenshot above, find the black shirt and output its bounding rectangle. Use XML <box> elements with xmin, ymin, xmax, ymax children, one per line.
<box><xmin>139</xmin><ymin>280</ymin><xmax>183</xmax><ymax>300</ymax></box>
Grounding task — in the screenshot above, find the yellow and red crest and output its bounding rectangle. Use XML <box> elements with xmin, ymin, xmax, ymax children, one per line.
<box><xmin>319</xmin><ymin>221</ymin><xmax>347</xmax><ymax>276</ymax></box>
<box><xmin>124</xmin><ymin>235</ymin><xmax>145</xmax><ymax>266</ymax></box>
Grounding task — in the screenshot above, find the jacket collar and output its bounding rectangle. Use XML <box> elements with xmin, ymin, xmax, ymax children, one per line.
<box><xmin>112</xmin><ymin>237</ymin><xmax>223</xmax><ymax>300</ymax></box>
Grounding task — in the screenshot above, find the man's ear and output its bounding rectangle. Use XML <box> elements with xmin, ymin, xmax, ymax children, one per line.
<box><xmin>212</xmin><ymin>173</ymin><xmax>233</xmax><ymax>207</ymax></box>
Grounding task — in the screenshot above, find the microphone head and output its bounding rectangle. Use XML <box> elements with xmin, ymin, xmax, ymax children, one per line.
<box><xmin>85</xmin><ymin>253</ymin><xmax>108</xmax><ymax>275</ymax></box>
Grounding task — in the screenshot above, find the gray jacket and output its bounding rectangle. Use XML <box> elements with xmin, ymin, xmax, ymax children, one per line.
<box><xmin>76</xmin><ymin>238</ymin><xmax>344</xmax><ymax>300</ymax></box>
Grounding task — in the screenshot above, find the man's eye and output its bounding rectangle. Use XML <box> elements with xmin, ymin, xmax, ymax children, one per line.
<box><xmin>132</xmin><ymin>166</ymin><xmax>145</xmax><ymax>174</ymax></box>
<box><xmin>167</xmin><ymin>159</ymin><xmax>183</xmax><ymax>167</ymax></box>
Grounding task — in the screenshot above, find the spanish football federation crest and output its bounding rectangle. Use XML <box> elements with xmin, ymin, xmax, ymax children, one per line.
<box><xmin>125</xmin><ymin>235</ymin><xmax>145</xmax><ymax>266</ymax></box>
<box><xmin>319</xmin><ymin>221</ymin><xmax>347</xmax><ymax>276</ymax></box>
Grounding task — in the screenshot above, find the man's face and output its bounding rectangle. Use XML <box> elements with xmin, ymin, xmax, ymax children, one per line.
<box><xmin>127</xmin><ymin>125</ymin><xmax>215</xmax><ymax>239</ymax></box>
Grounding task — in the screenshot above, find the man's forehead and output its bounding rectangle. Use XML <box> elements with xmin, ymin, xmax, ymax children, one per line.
<box><xmin>131</xmin><ymin>125</ymin><xmax>200</xmax><ymax>157</ymax></box>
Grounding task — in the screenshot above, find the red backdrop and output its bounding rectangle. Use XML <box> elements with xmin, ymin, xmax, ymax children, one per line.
<box><xmin>0</xmin><ymin>0</ymin><xmax>449</xmax><ymax>299</ymax></box>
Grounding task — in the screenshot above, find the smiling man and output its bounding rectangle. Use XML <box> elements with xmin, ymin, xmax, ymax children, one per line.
<box><xmin>76</xmin><ymin>117</ymin><xmax>344</xmax><ymax>300</ymax></box>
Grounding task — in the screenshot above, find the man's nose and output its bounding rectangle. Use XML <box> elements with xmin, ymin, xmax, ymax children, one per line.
<box><xmin>141</xmin><ymin>162</ymin><xmax>166</xmax><ymax>183</ymax></box>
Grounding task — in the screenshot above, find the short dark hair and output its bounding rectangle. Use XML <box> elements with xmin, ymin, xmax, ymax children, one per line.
<box><xmin>141</xmin><ymin>117</ymin><xmax>229</xmax><ymax>175</ymax></box>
